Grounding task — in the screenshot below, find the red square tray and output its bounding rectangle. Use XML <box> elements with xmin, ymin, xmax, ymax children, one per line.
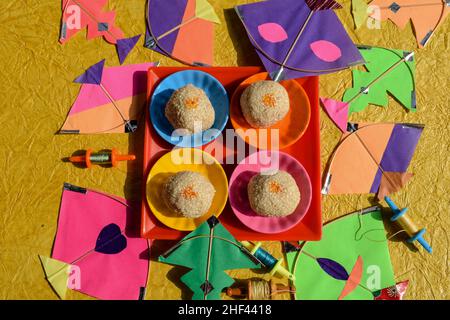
<box><xmin>141</xmin><ymin>66</ymin><xmax>322</xmax><ymax>241</ymax></box>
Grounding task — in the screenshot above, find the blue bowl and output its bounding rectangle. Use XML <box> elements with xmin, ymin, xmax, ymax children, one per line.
<box><xmin>149</xmin><ymin>70</ymin><xmax>229</xmax><ymax>148</ymax></box>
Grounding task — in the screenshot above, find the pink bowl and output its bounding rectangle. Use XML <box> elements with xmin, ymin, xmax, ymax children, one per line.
<box><xmin>229</xmin><ymin>151</ymin><xmax>312</xmax><ymax>234</ymax></box>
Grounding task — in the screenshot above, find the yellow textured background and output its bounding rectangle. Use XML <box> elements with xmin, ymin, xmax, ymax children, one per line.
<box><xmin>0</xmin><ymin>0</ymin><xmax>448</xmax><ymax>300</ymax></box>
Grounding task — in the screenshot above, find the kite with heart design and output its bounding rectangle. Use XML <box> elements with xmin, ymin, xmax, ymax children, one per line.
<box><xmin>39</xmin><ymin>183</ymin><xmax>149</xmax><ymax>300</ymax></box>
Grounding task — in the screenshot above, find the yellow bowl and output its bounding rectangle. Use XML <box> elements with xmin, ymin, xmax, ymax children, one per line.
<box><xmin>146</xmin><ymin>148</ymin><xmax>228</xmax><ymax>231</ymax></box>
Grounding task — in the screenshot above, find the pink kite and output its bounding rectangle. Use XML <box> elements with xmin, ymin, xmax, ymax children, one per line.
<box><xmin>59</xmin><ymin>62</ymin><xmax>155</xmax><ymax>134</ymax></box>
<box><xmin>42</xmin><ymin>183</ymin><xmax>149</xmax><ymax>300</ymax></box>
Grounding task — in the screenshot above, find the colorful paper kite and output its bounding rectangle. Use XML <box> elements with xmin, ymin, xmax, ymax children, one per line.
<box><xmin>368</xmin><ymin>0</ymin><xmax>450</xmax><ymax>47</ymax></box>
<box><xmin>158</xmin><ymin>216</ymin><xmax>260</xmax><ymax>300</ymax></box>
<box><xmin>145</xmin><ymin>0</ymin><xmax>220</xmax><ymax>66</ymax></box>
<box><xmin>321</xmin><ymin>123</ymin><xmax>423</xmax><ymax>197</ymax></box>
<box><xmin>39</xmin><ymin>183</ymin><xmax>149</xmax><ymax>300</ymax></box>
<box><xmin>235</xmin><ymin>0</ymin><xmax>364</xmax><ymax>80</ymax></box>
<box><xmin>60</xmin><ymin>0</ymin><xmax>141</xmax><ymax>64</ymax></box>
<box><xmin>285</xmin><ymin>206</ymin><xmax>396</xmax><ymax>300</ymax></box>
<box><xmin>320</xmin><ymin>46</ymin><xmax>416</xmax><ymax>130</ymax></box>
<box><xmin>59</xmin><ymin>60</ymin><xmax>155</xmax><ymax>134</ymax></box>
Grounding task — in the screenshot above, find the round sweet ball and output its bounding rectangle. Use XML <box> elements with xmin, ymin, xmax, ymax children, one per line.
<box><xmin>165</xmin><ymin>84</ymin><xmax>215</xmax><ymax>134</ymax></box>
<box><xmin>240</xmin><ymin>80</ymin><xmax>289</xmax><ymax>128</ymax></box>
<box><xmin>162</xmin><ymin>171</ymin><xmax>216</xmax><ymax>219</ymax></box>
<box><xmin>247</xmin><ymin>170</ymin><xmax>300</xmax><ymax>217</ymax></box>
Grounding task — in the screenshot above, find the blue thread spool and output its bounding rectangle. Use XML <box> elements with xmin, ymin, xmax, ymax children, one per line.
<box><xmin>253</xmin><ymin>245</ymin><xmax>277</xmax><ymax>268</ymax></box>
<box><xmin>241</xmin><ymin>241</ymin><xmax>295</xmax><ymax>280</ymax></box>
<box><xmin>384</xmin><ymin>196</ymin><xmax>432</xmax><ymax>254</ymax></box>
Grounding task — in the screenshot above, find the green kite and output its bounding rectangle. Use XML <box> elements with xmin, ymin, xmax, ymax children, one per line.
<box><xmin>343</xmin><ymin>46</ymin><xmax>416</xmax><ymax>114</ymax></box>
<box><xmin>286</xmin><ymin>206</ymin><xmax>396</xmax><ymax>300</ymax></box>
<box><xmin>159</xmin><ymin>216</ymin><xmax>260</xmax><ymax>300</ymax></box>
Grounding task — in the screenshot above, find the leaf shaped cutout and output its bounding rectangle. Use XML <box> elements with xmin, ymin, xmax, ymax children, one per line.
<box><xmin>258</xmin><ymin>23</ymin><xmax>288</xmax><ymax>43</ymax></box>
<box><xmin>317</xmin><ymin>257</ymin><xmax>349</xmax><ymax>280</ymax></box>
<box><xmin>338</xmin><ymin>255</ymin><xmax>364</xmax><ymax>300</ymax></box>
<box><xmin>310</xmin><ymin>40</ymin><xmax>342</xmax><ymax>62</ymax></box>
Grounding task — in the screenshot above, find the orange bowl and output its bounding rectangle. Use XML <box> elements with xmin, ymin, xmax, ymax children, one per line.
<box><xmin>230</xmin><ymin>72</ymin><xmax>311</xmax><ymax>150</ymax></box>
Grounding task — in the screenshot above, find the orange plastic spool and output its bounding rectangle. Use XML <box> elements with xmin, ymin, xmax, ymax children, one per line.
<box><xmin>69</xmin><ymin>148</ymin><xmax>135</xmax><ymax>168</ymax></box>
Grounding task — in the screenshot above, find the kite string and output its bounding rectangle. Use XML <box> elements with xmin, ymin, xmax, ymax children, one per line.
<box><xmin>355</xmin><ymin>211</ymin><xmax>409</xmax><ymax>242</ymax></box>
<box><xmin>250</xmin><ymin>279</ymin><xmax>271</xmax><ymax>300</ymax></box>
<box><xmin>357</xmin><ymin>229</ymin><xmax>408</xmax><ymax>242</ymax></box>
<box><xmin>248</xmin><ymin>279</ymin><xmax>296</xmax><ymax>300</ymax></box>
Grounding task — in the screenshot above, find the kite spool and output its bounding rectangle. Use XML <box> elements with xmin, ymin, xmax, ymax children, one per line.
<box><xmin>384</xmin><ymin>196</ymin><xmax>432</xmax><ymax>254</ymax></box>
<box><xmin>226</xmin><ymin>279</ymin><xmax>295</xmax><ymax>300</ymax></box>
<box><xmin>69</xmin><ymin>148</ymin><xmax>136</xmax><ymax>168</ymax></box>
<box><xmin>241</xmin><ymin>241</ymin><xmax>295</xmax><ymax>281</ymax></box>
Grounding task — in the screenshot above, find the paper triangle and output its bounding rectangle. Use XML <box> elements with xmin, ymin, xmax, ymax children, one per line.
<box><xmin>377</xmin><ymin>172</ymin><xmax>414</xmax><ymax>199</ymax></box>
<box><xmin>338</xmin><ymin>255</ymin><xmax>363</xmax><ymax>300</ymax></box>
<box><xmin>373</xmin><ymin>280</ymin><xmax>409</xmax><ymax>300</ymax></box>
<box><xmin>39</xmin><ymin>255</ymin><xmax>71</xmax><ymax>299</ymax></box>
<box><xmin>320</xmin><ymin>98</ymin><xmax>349</xmax><ymax>132</ymax></box>
<box><xmin>74</xmin><ymin>60</ymin><xmax>105</xmax><ymax>85</ymax></box>
<box><xmin>116</xmin><ymin>35</ymin><xmax>141</xmax><ymax>65</ymax></box>
<box><xmin>196</xmin><ymin>0</ymin><xmax>221</xmax><ymax>24</ymax></box>
<box><xmin>352</xmin><ymin>0</ymin><xmax>368</xmax><ymax>29</ymax></box>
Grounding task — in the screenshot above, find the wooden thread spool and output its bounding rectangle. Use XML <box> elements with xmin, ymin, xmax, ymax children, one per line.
<box><xmin>385</xmin><ymin>196</ymin><xmax>432</xmax><ymax>254</ymax></box>
<box><xmin>394</xmin><ymin>212</ymin><xmax>419</xmax><ymax>237</ymax></box>
<box><xmin>226</xmin><ymin>279</ymin><xmax>296</xmax><ymax>300</ymax></box>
